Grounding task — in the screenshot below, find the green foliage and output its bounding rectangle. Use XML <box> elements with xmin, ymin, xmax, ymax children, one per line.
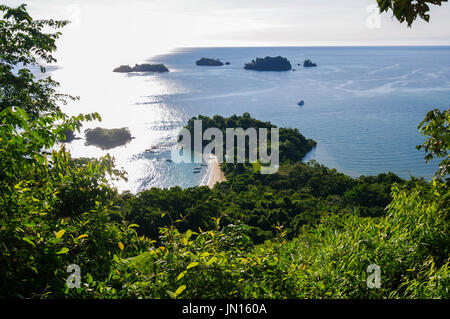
<box><xmin>116</xmin><ymin>186</ymin><xmax>218</xmax><ymax>241</ymax></box>
<box><xmin>0</xmin><ymin>4</ymin><xmax>75</xmax><ymax>118</ymax></box>
<box><xmin>377</xmin><ymin>0</ymin><xmax>448</xmax><ymax>27</ymax></box>
<box><xmin>183</xmin><ymin>113</ymin><xmax>316</xmax><ymax>172</ymax></box>
<box><xmin>116</xmin><ymin>116</ymin><xmax>427</xmax><ymax>245</ymax></box>
<box><xmin>1</xmin><ymin>3</ymin><xmax>448</xmax><ymax>300</ymax></box>
<box><xmin>0</xmin><ymin>105</ymin><xmax>149</xmax><ymax>298</ymax></box>
<box><xmin>112</xmin><ymin>181</ymin><xmax>448</xmax><ymax>299</ymax></box>
<box><xmin>118</xmin><ymin>223</ymin><xmax>260</xmax><ymax>298</ymax></box>
<box><xmin>0</xmin><ymin>5</ymin><xmax>148</xmax><ymax>298</ymax></box>
<box><xmin>416</xmin><ymin>108</ymin><xmax>450</xmax><ymax>179</ymax></box>
<box><xmin>117</xmin><ymin>160</ymin><xmax>414</xmax><ymax>244</ymax></box>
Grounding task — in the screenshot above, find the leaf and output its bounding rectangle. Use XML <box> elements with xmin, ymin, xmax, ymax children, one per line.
<box><xmin>199</xmin><ymin>252</ymin><xmax>210</xmax><ymax>258</ymax></box>
<box><xmin>175</xmin><ymin>285</ymin><xmax>186</xmax><ymax>296</ymax></box>
<box><xmin>177</xmin><ymin>271</ymin><xmax>187</xmax><ymax>281</ymax></box>
<box><xmin>77</xmin><ymin>234</ymin><xmax>88</xmax><ymax>240</ymax></box>
<box><xmin>128</xmin><ymin>224</ymin><xmax>139</xmax><ymax>229</ymax></box>
<box><xmin>22</xmin><ymin>236</ymin><xmax>36</xmax><ymax>247</ymax></box>
<box><xmin>166</xmin><ymin>290</ymin><xmax>176</xmax><ymax>299</ymax></box>
<box><xmin>206</xmin><ymin>257</ymin><xmax>217</xmax><ymax>266</ymax></box>
<box><xmin>56</xmin><ymin>247</ymin><xmax>69</xmax><ymax>255</ymax></box>
<box><xmin>186</xmin><ymin>262</ymin><xmax>199</xmax><ymax>269</ymax></box>
<box><xmin>56</xmin><ymin>229</ymin><xmax>65</xmax><ymax>239</ymax></box>
<box><xmin>317</xmin><ymin>281</ymin><xmax>325</xmax><ymax>290</ymax></box>
<box><xmin>118</xmin><ymin>242</ymin><xmax>124</xmax><ymax>251</ymax></box>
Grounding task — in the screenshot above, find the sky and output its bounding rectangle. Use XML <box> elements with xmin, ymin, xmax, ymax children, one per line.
<box><xmin>3</xmin><ymin>0</ymin><xmax>450</xmax><ymax>64</ymax></box>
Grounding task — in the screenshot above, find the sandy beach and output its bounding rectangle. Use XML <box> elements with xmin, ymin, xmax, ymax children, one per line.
<box><xmin>207</xmin><ymin>154</ymin><xmax>226</xmax><ymax>188</ymax></box>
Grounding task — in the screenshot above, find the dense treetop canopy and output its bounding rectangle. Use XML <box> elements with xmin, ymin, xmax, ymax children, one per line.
<box><xmin>377</xmin><ymin>0</ymin><xmax>448</xmax><ymax>26</ymax></box>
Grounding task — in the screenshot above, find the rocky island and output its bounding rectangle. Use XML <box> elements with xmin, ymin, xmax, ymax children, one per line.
<box><xmin>244</xmin><ymin>56</ymin><xmax>292</xmax><ymax>71</ymax></box>
<box><xmin>303</xmin><ymin>59</ymin><xmax>317</xmax><ymax>67</ymax></box>
<box><xmin>113</xmin><ymin>63</ymin><xmax>169</xmax><ymax>73</ymax></box>
<box><xmin>85</xmin><ymin>127</ymin><xmax>133</xmax><ymax>150</ymax></box>
<box><xmin>196</xmin><ymin>57</ymin><xmax>224</xmax><ymax>66</ymax></box>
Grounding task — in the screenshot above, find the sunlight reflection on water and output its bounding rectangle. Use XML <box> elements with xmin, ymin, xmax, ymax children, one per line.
<box><xmin>51</xmin><ymin>52</ymin><xmax>197</xmax><ymax>193</ymax></box>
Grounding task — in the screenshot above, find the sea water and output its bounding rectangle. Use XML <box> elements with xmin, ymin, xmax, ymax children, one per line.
<box><xmin>50</xmin><ymin>46</ymin><xmax>449</xmax><ymax>193</ymax></box>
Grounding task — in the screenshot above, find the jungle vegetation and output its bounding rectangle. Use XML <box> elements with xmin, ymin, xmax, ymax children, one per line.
<box><xmin>0</xmin><ymin>3</ymin><xmax>448</xmax><ymax>299</ymax></box>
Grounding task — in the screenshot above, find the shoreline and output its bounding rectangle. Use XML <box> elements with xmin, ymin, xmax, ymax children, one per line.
<box><xmin>203</xmin><ymin>154</ymin><xmax>226</xmax><ymax>188</ymax></box>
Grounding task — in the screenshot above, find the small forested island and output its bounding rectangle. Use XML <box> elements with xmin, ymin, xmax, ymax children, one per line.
<box><xmin>196</xmin><ymin>57</ymin><xmax>224</xmax><ymax>66</ymax></box>
<box><xmin>244</xmin><ymin>56</ymin><xmax>292</xmax><ymax>71</ymax></box>
<box><xmin>113</xmin><ymin>63</ymin><xmax>169</xmax><ymax>73</ymax></box>
<box><xmin>183</xmin><ymin>113</ymin><xmax>316</xmax><ymax>165</ymax></box>
<box><xmin>303</xmin><ymin>59</ymin><xmax>317</xmax><ymax>67</ymax></box>
<box><xmin>84</xmin><ymin>127</ymin><xmax>133</xmax><ymax>150</ymax></box>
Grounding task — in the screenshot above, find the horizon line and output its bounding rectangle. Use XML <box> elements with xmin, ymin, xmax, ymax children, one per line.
<box><xmin>173</xmin><ymin>44</ymin><xmax>450</xmax><ymax>49</ymax></box>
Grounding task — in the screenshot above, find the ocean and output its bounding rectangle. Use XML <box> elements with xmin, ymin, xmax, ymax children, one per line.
<box><xmin>52</xmin><ymin>46</ymin><xmax>450</xmax><ymax>193</ymax></box>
